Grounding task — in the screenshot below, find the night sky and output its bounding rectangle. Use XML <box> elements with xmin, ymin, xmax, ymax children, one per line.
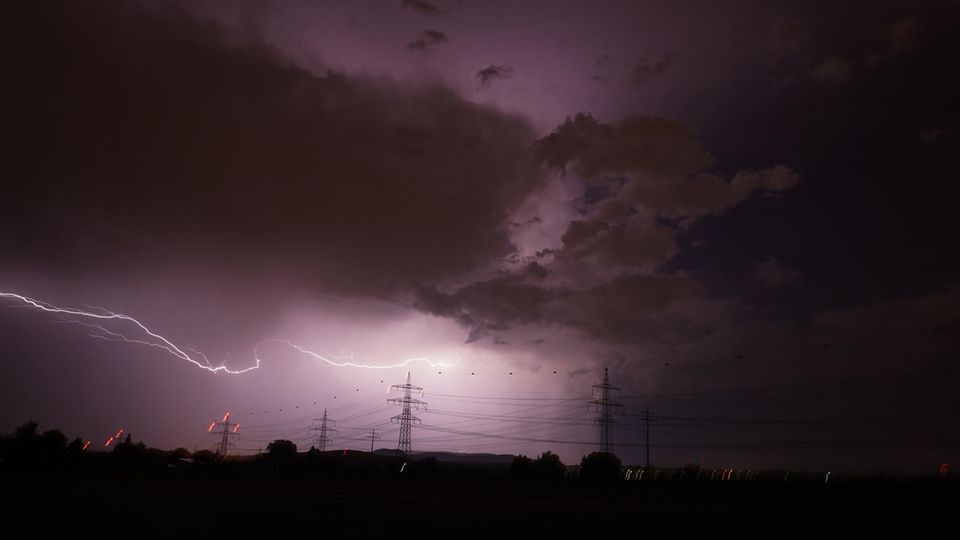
<box><xmin>2</xmin><ymin>0</ymin><xmax>959</xmax><ymax>470</ymax></box>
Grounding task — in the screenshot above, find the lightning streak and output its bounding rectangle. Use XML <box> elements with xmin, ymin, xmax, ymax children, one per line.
<box><xmin>1</xmin><ymin>291</ymin><xmax>253</xmax><ymax>374</ymax></box>
<box><xmin>1</xmin><ymin>291</ymin><xmax>458</xmax><ymax>374</ymax></box>
<box><xmin>262</xmin><ymin>339</ymin><xmax>459</xmax><ymax>370</ymax></box>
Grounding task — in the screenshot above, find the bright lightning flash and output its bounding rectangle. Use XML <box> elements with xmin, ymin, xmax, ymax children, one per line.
<box><xmin>0</xmin><ymin>291</ymin><xmax>253</xmax><ymax>374</ymax></box>
<box><xmin>260</xmin><ymin>339</ymin><xmax>459</xmax><ymax>370</ymax></box>
<box><xmin>1</xmin><ymin>291</ymin><xmax>458</xmax><ymax>374</ymax></box>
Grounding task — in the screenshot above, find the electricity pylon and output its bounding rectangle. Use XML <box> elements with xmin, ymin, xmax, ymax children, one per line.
<box><xmin>310</xmin><ymin>409</ymin><xmax>337</xmax><ymax>451</ymax></box>
<box><xmin>589</xmin><ymin>368</ymin><xmax>623</xmax><ymax>454</ymax></box>
<box><xmin>388</xmin><ymin>371</ymin><xmax>427</xmax><ymax>455</ymax></box>
<box><xmin>208</xmin><ymin>411</ymin><xmax>239</xmax><ymax>456</ymax></box>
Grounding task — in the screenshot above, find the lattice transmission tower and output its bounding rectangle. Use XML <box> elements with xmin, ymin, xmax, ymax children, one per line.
<box><xmin>589</xmin><ymin>368</ymin><xmax>623</xmax><ymax>454</ymax></box>
<box><xmin>310</xmin><ymin>409</ymin><xmax>337</xmax><ymax>452</ymax></box>
<box><xmin>207</xmin><ymin>411</ymin><xmax>240</xmax><ymax>456</ymax></box>
<box><xmin>388</xmin><ymin>371</ymin><xmax>427</xmax><ymax>455</ymax></box>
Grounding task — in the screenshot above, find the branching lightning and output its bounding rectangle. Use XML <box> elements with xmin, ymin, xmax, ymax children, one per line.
<box><xmin>1</xmin><ymin>291</ymin><xmax>458</xmax><ymax>375</ymax></box>
<box><xmin>1</xmin><ymin>291</ymin><xmax>254</xmax><ymax>374</ymax></box>
<box><xmin>259</xmin><ymin>339</ymin><xmax>459</xmax><ymax>370</ymax></box>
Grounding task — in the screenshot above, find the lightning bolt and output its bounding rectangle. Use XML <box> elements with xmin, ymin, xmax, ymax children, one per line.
<box><xmin>1</xmin><ymin>291</ymin><xmax>458</xmax><ymax>374</ymax></box>
<box><xmin>260</xmin><ymin>339</ymin><xmax>459</xmax><ymax>370</ymax></box>
<box><xmin>0</xmin><ymin>291</ymin><xmax>256</xmax><ymax>374</ymax></box>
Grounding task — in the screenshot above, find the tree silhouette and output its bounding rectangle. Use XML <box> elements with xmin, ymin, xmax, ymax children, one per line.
<box><xmin>66</xmin><ymin>438</ymin><xmax>86</xmax><ymax>459</ymax></box>
<box><xmin>266</xmin><ymin>439</ymin><xmax>297</xmax><ymax>462</ymax></box>
<box><xmin>112</xmin><ymin>433</ymin><xmax>147</xmax><ymax>463</ymax></box>
<box><xmin>40</xmin><ymin>429</ymin><xmax>67</xmax><ymax>461</ymax></box>
<box><xmin>579</xmin><ymin>452</ymin><xmax>622</xmax><ymax>482</ymax></box>
<box><xmin>509</xmin><ymin>454</ymin><xmax>535</xmax><ymax>480</ymax></box>
<box><xmin>534</xmin><ymin>451</ymin><xmax>566</xmax><ymax>482</ymax></box>
<box><xmin>6</xmin><ymin>420</ymin><xmax>41</xmax><ymax>465</ymax></box>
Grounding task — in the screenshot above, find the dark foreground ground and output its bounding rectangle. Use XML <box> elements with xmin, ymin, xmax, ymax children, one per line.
<box><xmin>3</xmin><ymin>472</ymin><xmax>958</xmax><ymax>536</ymax></box>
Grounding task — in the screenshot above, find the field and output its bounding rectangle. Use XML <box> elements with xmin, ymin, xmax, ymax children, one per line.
<box><xmin>3</xmin><ymin>464</ymin><xmax>957</xmax><ymax>535</ymax></box>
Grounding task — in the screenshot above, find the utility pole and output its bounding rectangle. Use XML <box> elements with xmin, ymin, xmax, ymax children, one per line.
<box><xmin>388</xmin><ymin>371</ymin><xmax>427</xmax><ymax>455</ymax></box>
<box><xmin>589</xmin><ymin>368</ymin><xmax>623</xmax><ymax>454</ymax></box>
<box><xmin>207</xmin><ymin>411</ymin><xmax>239</xmax><ymax>457</ymax></box>
<box><xmin>641</xmin><ymin>406</ymin><xmax>658</xmax><ymax>470</ymax></box>
<box><xmin>310</xmin><ymin>409</ymin><xmax>337</xmax><ymax>452</ymax></box>
<box><xmin>365</xmin><ymin>428</ymin><xmax>383</xmax><ymax>453</ymax></box>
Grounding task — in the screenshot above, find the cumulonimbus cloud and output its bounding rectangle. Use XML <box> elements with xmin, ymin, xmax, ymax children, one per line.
<box><xmin>3</xmin><ymin>1</ymin><xmax>542</xmax><ymax>298</ymax></box>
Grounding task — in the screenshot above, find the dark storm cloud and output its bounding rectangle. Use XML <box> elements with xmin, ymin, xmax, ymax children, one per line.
<box><xmin>535</xmin><ymin>113</ymin><xmax>712</xmax><ymax>178</ymax></box>
<box><xmin>402</xmin><ymin>0</ymin><xmax>444</xmax><ymax>16</ymax></box>
<box><xmin>810</xmin><ymin>286</ymin><xmax>960</xmax><ymax>369</ymax></box>
<box><xmin>765</xmin><ymin>4</ymin><xmax>952</xmax><ymax>88</ymax></box>
<box><xmin>691</xmin><ymin>285</ymin><xmax>960</xmax><ymax>388</ymax></box>
<box><xmin>2</xmin><ymin>1</ymin><xmax>542</xmax><ymax>297</ymax></box>
<box><xmin>592</xmin><ymin>54</ymin><xmax>673</xmax><ymax>90</ymax></box>
<box><xmin>629</xmin><ymin>56</ymin><xmax>672</xmax><ymax>89</ymax></box>
<box><xmin>405</xmin><ymin>29</ymin><xmax>447</xmax><ymax>52</ymax></box>
<box><xmin>535</xmin><ymin>114</ymin><xmax>798</xmax><ymax>220</ymax></box>
<box><xmin>476</xmin><ymin>65</ymin><xmax>514</xmax><ymax>87</ymax></box>
<box><xmin>754</xmin><ymin>257</ymin><xmax>801</xmax><ymax>289</ymax></box>
<box><xmin>552</xmin><ymin>219</ymin><xmax>678</xmax><ymax>271</ymax></box>
<box><xmin>415</xmin><ymin>272</ymin><xmax>706</xmax><ymax>346</ymax></box>
<box><xmin>415</xmin><ymin>276</ymin><xmax>556</xmax><ymax>342</ymax></box>
<box><xmin>416</xmin><ymin>113</ymin><xmax>797</xmax><ymax>346</ymax></box>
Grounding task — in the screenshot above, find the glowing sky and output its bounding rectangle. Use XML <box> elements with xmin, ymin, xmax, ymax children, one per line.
<box><xmin>2</xmin><ymin>0</ymin><xmax>959</xmax><ymax>469</ymax></box>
